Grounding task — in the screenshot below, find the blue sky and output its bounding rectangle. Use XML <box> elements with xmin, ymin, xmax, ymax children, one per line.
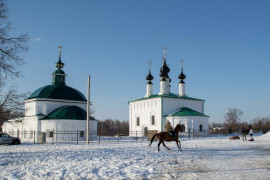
<box><xmin>6</xmin><ymin>0</ymin><xmax>270</xmax><ymax>123</ymax></box>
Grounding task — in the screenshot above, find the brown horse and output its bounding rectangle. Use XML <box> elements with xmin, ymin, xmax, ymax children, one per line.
<box><xmin>149</xmin><ymin>124</ymin><xmax>185</xmax><ymax>151</ymax></box>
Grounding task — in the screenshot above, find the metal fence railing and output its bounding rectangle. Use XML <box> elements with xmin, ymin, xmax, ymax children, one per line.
<box><xmin>1</xmin><ymin>129</ymin><xmax>267</xmax><ymax>144</ymax></box>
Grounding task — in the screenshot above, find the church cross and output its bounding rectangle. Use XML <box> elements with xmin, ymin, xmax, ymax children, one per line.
<box><xmin>59</xmin><ymin>45</ymin><xmax>62</xmax><ymax>54</ymax></box>
<box><xmin>181</xmin><ymin>59</ymin><xmax>184</xmax><ymax>71</ymax></box>
<box><xmin>162</xmin><ymin>45</ymin><xmax>167</xmax><ymax>59</ymax></box>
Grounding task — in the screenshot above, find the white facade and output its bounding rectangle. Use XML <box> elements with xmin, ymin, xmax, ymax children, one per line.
<box><xmin>2</xmin><ymin>98</ymin><xmax>98</xmax><ymax>142</ymax></box>
<box><xmin>25</xmin><ymin>99</ymin><xmax>87</xmax><ymax>117</ymax></box>
<box><xmin>129</xmin><ymin>96</ymin><xmax>208</xmax><ymax>137</ymax></box>
<box><xmin>129</xmin><ymin>98</ymin><xmax>162</xmax><ymax>137</ymax></box>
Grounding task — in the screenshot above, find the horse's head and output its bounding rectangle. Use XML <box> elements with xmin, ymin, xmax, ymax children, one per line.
<box><xmin>175</xmin><ymin>124</ymin><xmax>185</xmax><ymax>132</ymax></box>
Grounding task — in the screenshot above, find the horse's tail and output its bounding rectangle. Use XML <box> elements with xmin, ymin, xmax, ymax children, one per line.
<box><xmin>149</xmin><ymin>133</ymin><xmax>158</xmax><ymax>146</ymax></box>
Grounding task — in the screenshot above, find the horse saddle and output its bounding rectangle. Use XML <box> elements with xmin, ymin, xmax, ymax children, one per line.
<box><xmin>168</xmin><ymin>131</ymin><xmax>175</xmax><ymax>137</ymax></box>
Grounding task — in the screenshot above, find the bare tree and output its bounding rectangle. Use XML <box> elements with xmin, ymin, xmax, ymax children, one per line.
<box><xmin>0</xmin><ymin>0</ymin><xmax>29</xmax><ymax>131</ymax></box>
<box><xmin>97</xmin><ymin>119</ymin><xmax>129</xmax><ymax>136</ymax></box>
<box><xmin>0</xmin><ymin>86</ymin><xmax>29</xmax><ymax>130</ymax></box>
<box><xmin>0</xmin><ymin>0</ymin><xmax>29</xmax><ymax>80</ymax></box>
<box><xmin>252</xmin><ymin>117</ymin><xmax>270</xmax><ymax>133</ymax></box>
<box><xmin>224</xmin><ymin>108</ymin><xmax>243</xmax><ymax>131</ymax></box>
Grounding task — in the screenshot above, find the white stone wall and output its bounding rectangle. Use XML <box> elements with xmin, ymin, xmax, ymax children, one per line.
<box><xmin>162</xmin><ymin>98</ymin><xmax>204</xmax><ymax>116</ymax></box>
<box><xmin>161</xmin><ymin>98</ymin><xmax>204</xmax><ymax>132</ymax></box>
<box><xmin>25</xmin><ymin>101</ymin><xmax>37</xmax><ymax>116</ymax></box>
<box><xmin>158</xmin><ymin>78</ymin><xmax>170</xmax><ymax>95</ymax></box>
<box><xmin>129</xmin><ymin>97</ymin><xmax>208</xmax><ymax>137</ymax></box>
<box><xmin>41</xmin><ymin>119</ymin><xmax>97</xmax><ymax>142</ymax></box>
<box><xmin>2</xmin><ymin>116</ymin><xmax>41</xmax><ymax>141</ymax></box>
<box><xmin>129</xmin><ymin>98</ymin><xmax>162</xmax><ymax>137</ymax></box>
<box><xmin>2</xmin><ymin>98</ymin><xmax>97</xmax><ymax>142</ymax></box>
<box><xmin>179</xmin><ymin>83</ymin><xmax>186</xmax><ymax>96</ymax></box>
<box><xmin>165</xmin><ymin>116</ymin><xmax>209</xmax><ymax>132</ymax></box>
<box><xmin>2</xmin><ymin>121</ymin><xmax>23</xmax><ymax>137</ymax></box>
<box><xmin>145</xmin><ymin>84</ymin><xmax>153</xmax><ymax>97</ymax></box>
<box><xmin>25</xmin><ymin>99</ymin><xmax>87</xmax><ymax>116</ymax></box>
<box><xmin>2</xmin><ymin>119</ymin><xmax>97</xmax><ymax>142</ymax></box>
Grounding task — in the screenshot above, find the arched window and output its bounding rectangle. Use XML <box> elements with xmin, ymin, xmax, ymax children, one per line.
<box><xmin>136</xmin><ymin>117</ymin><xmax>140</xmax><ymax>126</ymax></box>
<box><xmin>181</xmin><ymin>125</ymin><xmax>186</xmax><ymax>132</ymax></box>
<box><xmin>151</xmin><ymin>115</ymin><xmax>155</xmax><ymax>125</ymax></box>
<box><xmin>49</xmin><ymin>130</ymin><xmax>54</xmax><ymax>137</ymax></box>
<box><xmin>199</xmin><ymin>124</ymin><xmax>203</xmax><ymax>131</ymax></box>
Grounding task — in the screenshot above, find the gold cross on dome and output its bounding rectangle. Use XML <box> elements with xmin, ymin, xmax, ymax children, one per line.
<box><xmin>59</xmin><ymin>45</ymin><xmax>62</xmax><ymax>53</ymax></box>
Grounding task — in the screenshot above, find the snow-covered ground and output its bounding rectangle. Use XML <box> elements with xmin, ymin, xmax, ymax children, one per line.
<box><xmin>1</xmin><ymin>133</ymin><xmax>270</xmax><ymax>180</ymax></box>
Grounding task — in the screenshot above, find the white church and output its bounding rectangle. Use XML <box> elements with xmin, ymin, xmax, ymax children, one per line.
<box><xmin>1</xmin><ymin>47</ymin><xmax>97</xmax><ymax>142</ymax></box>
<box><xmin>129</xmin><ymin>47</ymin><xmax>209</xmax><ymax>137</ymax></box>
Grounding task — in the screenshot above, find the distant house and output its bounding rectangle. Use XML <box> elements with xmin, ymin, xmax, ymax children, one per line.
<box><xmin>212</xmin><ymin>127</ymin><xmax>226</xmax><ymax>133</ymax></box>
<box><xmin>1</xmin><ymin>47</ymin><xmax>97</xmax><ymax>142</ymax></box>
<box><xmin>129</xmin><ymin>47</ymin><xmax>209</xmax><ymax>137</ymax></box>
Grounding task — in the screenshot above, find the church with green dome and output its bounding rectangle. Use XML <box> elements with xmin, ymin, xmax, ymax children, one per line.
<box><xmin>2</xmin><ymin>47</ymin><xmax>97</xmax><ymax>142</ymax></box>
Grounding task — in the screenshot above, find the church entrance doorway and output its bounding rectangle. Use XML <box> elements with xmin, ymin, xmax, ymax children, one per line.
<box><xmin>144</xmin><ymin>127</ymin><xmax>148</xmax><ymax>137</ymax></box>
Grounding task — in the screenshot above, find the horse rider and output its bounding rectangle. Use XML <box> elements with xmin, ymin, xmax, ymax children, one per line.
<box><xmin>165</xmin><ymin>121</ymin><xmax>175</xmax><ymax>137</ymax></box>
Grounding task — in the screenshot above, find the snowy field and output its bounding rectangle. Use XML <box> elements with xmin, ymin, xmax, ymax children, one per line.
<box><xmin>1</xmin><ymin>133</ymin><xmax>270</xmax><ymax>180</ymax></box>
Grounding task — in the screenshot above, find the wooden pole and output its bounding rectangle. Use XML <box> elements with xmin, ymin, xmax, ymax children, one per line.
<box><xmin>86</xmin><ymin>76</ymin><xmax>90</xmax><ymax>145</ymax></box>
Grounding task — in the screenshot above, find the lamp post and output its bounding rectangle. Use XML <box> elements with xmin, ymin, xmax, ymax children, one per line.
<box><xmin>86</xmin><ymin>76</ymin><xmax>90</xmax><ymax>145</ymax></box>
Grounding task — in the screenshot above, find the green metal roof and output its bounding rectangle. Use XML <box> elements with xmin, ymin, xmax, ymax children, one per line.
<box><xmin>165</xmin><ymin>107</ymin><xmax>209</xmax><ymax>117</ymax></box>
<box><xmin>28</xmin><ymin>85</ymin><xmax>86</xmax><ymax>101</ymax></box>
<box><xmin>53</xmin><ymin>69</ymin><xmax>65</xmax><ymax>74</ymax></box>
<box><xmin>45</xmin><ymin>106</ymin><xmax>86</xmax><ymax>120</ymax></box>
<box><xmin>129</xmin><ymin>93</ymin><xmax>204</xmax><ymax>103</ymax></box>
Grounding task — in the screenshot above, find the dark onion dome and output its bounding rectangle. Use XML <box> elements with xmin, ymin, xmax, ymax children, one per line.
<box><xmin>178</xmin><ymin>72</ymin><xmax>186</xmax><ymax>84</ymax></box>
<box><xmin>146</xmin><ymin>70</ymin><xmax>153</xmax><ymax>84</ymax></box>
<box><xmin>178</xmin><ymin>59</ymin><xmax>186</xmax><ymax>83</ymax></box>
<box><xmin>159</xmin><ymin>59</ymin><xmax>170</xmax><ymax>78</ymax></box>
<box><xmin>45</xmin><ymin>106</ymin><xmax>87</xmax><ymax>120</ymax></box>
<box><xmin>146</xmin><ymin>71</ymin><xmax>153</xmax><ymax>81</ymax></box>
<box><xmin>55</xmin><ymin>58</ymin><xmax>64</xmax><ymax>69</ymax></box>
<box><xmin>178</xmin><ymin>72</ymin><xmax>186</xmax><ymax>80</ymax></box>
<box><xmin>55</xmin><ymin>46</ymin><xmax>64</xmax><ymax>69</ymax></box>
<box><xmin>146</xmin><ymin>61</ymin><xmax>154</xmax><ymax>84</ymax></box>
<box><xmin>27</xmin><ymin>85</ymin><xmax>87</xmax><ymax>101</ymax></box>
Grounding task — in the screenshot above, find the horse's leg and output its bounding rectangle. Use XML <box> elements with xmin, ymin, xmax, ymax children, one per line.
<box><xmin>158</xmin><ymin>141</ymin><xmax>162</xmax><ymax>151</ymax></box>
<box><xmin>176</xmin><ymin>140</ymin><xmax>182</xmax><ymax>151</ymax></box>
<box><xmin>162</xmin><ymin>141</ymin><xmax>171</xmax><ymax>151</ymax></box>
